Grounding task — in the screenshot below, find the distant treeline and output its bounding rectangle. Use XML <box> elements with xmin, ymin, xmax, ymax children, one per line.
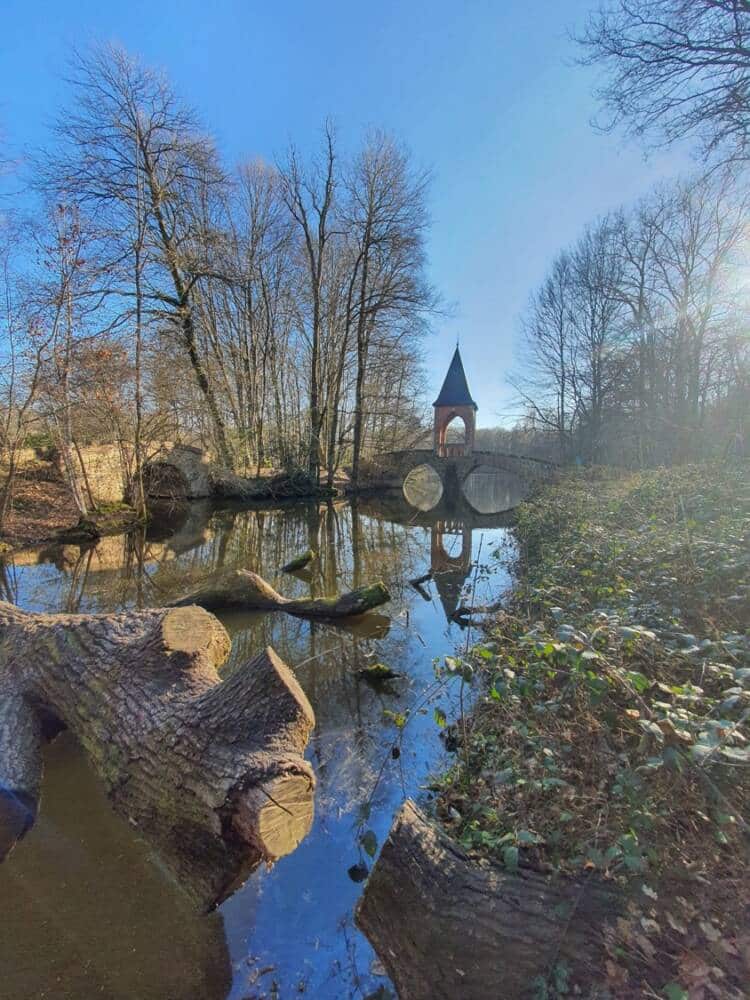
<box><xmin>512</xmin><ymin>172</ymin><xmax>749</xmax><ymax>467</ymax></box>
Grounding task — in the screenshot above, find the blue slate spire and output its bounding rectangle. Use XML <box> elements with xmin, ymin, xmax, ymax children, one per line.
<box><xmin>432</xmin><ymin>347</ymin><xmax>477</xmax><ymax>409</ymax></box>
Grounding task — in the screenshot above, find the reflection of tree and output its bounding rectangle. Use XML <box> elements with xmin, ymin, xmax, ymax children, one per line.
<box><xmin>306</xmin><ymin>503</ymin><xmax>322</xmax><ymax>598</ymax></box>
<box><xmin>0</xmin><ymin>559</ymin><xmax>19</xmax><ymax>604</ymax></box>
<box><xmin>350</xmin><ymin>497</ymin><xmax>363</xmax><ymax>590</ymax></box>
<box><xmin>5</xmin><ymin>499</ymin><xmax>432</xmax><ymax>820</ymax></box>
<box><xmin>63</xmin><ymin>546</ymin><xmax>95</xmax><ymax>612</ymax></box>
<box><xmin>323</xmin><ymin>502</ymin><xmax>339</xmax><ymax>595</ymax></box>
<box><xmin>0</xmin><ymin>732</ymin><xmax>231</xmax><ymax>1000</ymax></box>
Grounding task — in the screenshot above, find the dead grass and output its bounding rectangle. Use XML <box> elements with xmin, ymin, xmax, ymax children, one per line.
<box><xmin>0</xmin><ymin>467</ymin><xmax>79</xmax><ymax>549</ymax></box>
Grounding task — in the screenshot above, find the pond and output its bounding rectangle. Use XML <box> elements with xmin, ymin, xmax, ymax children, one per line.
<box><xmin>1</xmin><ymin>488</ymin><xmax>516</xmax><ymax>1000</ymax></box>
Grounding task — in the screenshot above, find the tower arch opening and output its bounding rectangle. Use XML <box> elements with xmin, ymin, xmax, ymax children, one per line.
<box><xmin>442</xmin><ymin>413</ymin><xmax>469</xmax><ymax>457</ymax></box>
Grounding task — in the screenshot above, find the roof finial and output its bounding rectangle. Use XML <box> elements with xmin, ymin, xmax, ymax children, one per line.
<box><xmin>456</xmin><ymin>332</ymin><xmax>459</xmax><ymax>348</ymax></box>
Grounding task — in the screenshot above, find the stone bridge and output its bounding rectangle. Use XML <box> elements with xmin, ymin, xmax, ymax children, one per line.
<box><xmin>359</xmin><ymin>448</ymin><xmax>558</xmax><ymax>513</ymax></box>
<box><xmin>138</xmin><ymin>440</ymin><xmax>560</xmax><ymax>507</ymax></box>
<box><xmin>364</xmin><ymin>448</ymin><xmax>557</xmax><ymax>490</ymax></box>
<box><xmin>142</xmin><ymin>445</ymin><xmax>214</xmax><ymax>500</ymax></box>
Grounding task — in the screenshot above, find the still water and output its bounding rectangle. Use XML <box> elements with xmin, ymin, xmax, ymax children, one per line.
<box><xmin>1</xmin><ymin>489</ymin><xmax>515</xmax><ymax>1000</ymax></box>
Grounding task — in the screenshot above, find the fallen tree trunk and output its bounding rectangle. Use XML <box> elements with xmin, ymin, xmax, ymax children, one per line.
<box><xmin>0</xmin><ymin>600</ymin><xmax>315</xmax><ymax>910</ymax></box>
<box><xmin>210</xmin><ymin>468</ymin><xmax>334</xmax><ymax>502</ymax></box>
<box><xmin>450</xmin><ymin>598</ymin><xmax>505</xmax><ymax>626</ymax></box>
<box><xmin>170</xmin><ymin>569</ymin><xmax>390</xmax><ymax>619</ymax></box>
<box><xmin>356</xmin><ymin>800</ymin><xmax>620</xmax><ymax>1000</ymax></box>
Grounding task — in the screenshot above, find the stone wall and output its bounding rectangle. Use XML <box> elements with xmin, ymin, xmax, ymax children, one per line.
<box><xmin>10</xmin><ymin>441</ymin><xmax>219</xmax><ymax>506</ymax></box>
<box><xmin>8</xmin><ymin>443</ymin><xmax>129</xmax><ymax>505</ymax></box>
<box><xmin>68</xmin><ymin>444</ymin><xmax>129</xmax><ymax>505</ymax></box>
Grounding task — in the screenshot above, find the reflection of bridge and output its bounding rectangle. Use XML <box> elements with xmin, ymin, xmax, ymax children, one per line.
<box><xmin>356</xmin><ymin>494</ymin><xmax>512</xmax><ymax>623</ymax></box>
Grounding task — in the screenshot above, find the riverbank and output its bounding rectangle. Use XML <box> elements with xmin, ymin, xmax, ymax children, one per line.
<box><xmin>0</xmin><ymin>465</ymin><xmax>142</xmax><ymax>555</ymax></box>
<box><xmin>432</xmin><ymin>463</ymin><xmax>749</xmax><ymax>996</ymax></box>
<box><xmin>0</xmin><ymin>459</ymin><xmax>340</xmax><ymax>556</ymax></box>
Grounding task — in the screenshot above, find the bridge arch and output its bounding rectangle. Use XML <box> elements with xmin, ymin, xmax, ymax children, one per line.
<box><xmin>142</xmin><ymin>445</ymin><xmax>213</xmax><ymax>500</ymax></box>
<box><xmin>462</xmin><ymin>464</ymin><xmax>526</xmax><ymax>514</ymax></box>
<box><xmin>403</xmin><ymin>463</ymin><xmax>444</xmax><ymax>511</ymax></box>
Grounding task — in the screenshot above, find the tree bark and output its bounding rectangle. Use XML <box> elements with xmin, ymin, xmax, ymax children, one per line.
<box><xmin>356</xmin><ymin>800</ymin><xmax>620</xmax><ymax>1000</ymax></box>
<box><xmin>0</xmin><ymin>601</ymin><xmax>315</xmax><ymax>910</ymax></box>
<box><xmin>170</xmin><ymin>568</ymin><xmax>390</xmax><ymax>619</ymax></box>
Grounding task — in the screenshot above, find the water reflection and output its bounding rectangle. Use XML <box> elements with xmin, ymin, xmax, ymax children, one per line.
<box><xmin>431</xmin><ymin>520</ymin><xmax>474</xmax><ymax>621</ymax></box>
<box><xmin>400</xmin><ymin>462</ymin><xmax>527</xmax><ymax>517</ymax></box>
<box><xmin>0</xmin><ymin>732</ymin><xmax>231</xmax><ymax>1000</ymax></box>
<box><xmin>402</xmin><ymin>463</ymin><xmax>443</xmax><ymax>510</ymax></box>
<box><xmin>1</xmin><ymin>494</ymin><xmax>514</xmax><ymax>1000</ymax></box>
<box><xmin>462</xmin><ymin>466</ymin><xmax>526</xmax><ymax>514</ymax></box>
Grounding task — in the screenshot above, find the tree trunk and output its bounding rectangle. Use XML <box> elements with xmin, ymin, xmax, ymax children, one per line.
<box><xmin>0</xmin><ymin>601</ymin><xmax>315</xmax><ymax>910</ymax></box>
<box><xmin>170</xmin><ymin>568</ymin><xmax>390</xmax><ymax>619</ymax></box>
<box><xmin>356</xmin><ymin>800</ymin><xmax>619</xmax><ymax>1000</ymax></box>
<box><xmin>181</xmin><ymin>309</ymin><xmax>234</xmax><ymax>469</ymax></box>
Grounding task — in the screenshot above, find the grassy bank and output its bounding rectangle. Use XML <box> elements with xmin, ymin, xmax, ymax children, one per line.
<box><xmin>436</xmin><ymin>463</ymin><xmax>749</xmax><ymax>998</ymax></box>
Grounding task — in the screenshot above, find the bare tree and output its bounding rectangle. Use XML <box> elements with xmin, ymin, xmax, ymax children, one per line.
<box><xmin>344</xmin><ymin>131</ymin><xmax>433</xmax><ymax>486</ymax></box>
<box><xmin>279</xmin><ymin>125</ymin><xmax>337</xmax><ymax>482</ymax></box>
<box><xmin>568</xmin><ymin>219</ymin><xmax>624</xmax><ymax>462</ymax></box>
<box><xmin>44</xmin><ymin>43</ymin><xmax>235</xmax><ymax>467</ymax></box>
<box><xmin>514</xmin><ymin>251</ymin><xmax>577</xmax><ymax>459</ymax></box>
<box><xmin>516</xmin><ymin>172</ymin><xmax>750</xmax><ymax>466</ymax></box>
<box><xmin>646</xmin><ymin>174</ymin><xmax>748</xmax><ymax>458</ymax></box>
<box><xmin>35</xmin><ymin>203</ymin><xmax>99</xmax><ymax>515</ymax></box>
<box><xmin>578</xmin><ymin>0</ymin><xmax>750</xmax><ymax>164</ymax></box>
<box><xmin>0</xmin><ymin>227</ymin><xmax>53</xmax><ymax>528</ymax></box>
<box><xmin>4</xmin><ymin>46</ymin><xmax>434</xmax><ymax>494</ymax></box>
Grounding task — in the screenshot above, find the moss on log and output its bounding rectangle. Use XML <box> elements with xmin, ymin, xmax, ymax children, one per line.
<box><xmin>281</xmin><ymin>549</ymin><xmax>316</xmax><ymax>573</ymax></box>
<box><xmin>170</xmin><ymin>569</ymin><xmax>390</xmax><ymax>619</ymax></box>
<box><xmin>0</xmin><ymin>601</ymin><xmax>315</xmax><ymax>909</ymax></box>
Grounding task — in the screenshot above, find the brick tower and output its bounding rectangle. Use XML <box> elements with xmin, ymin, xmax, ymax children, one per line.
<box><xmin>433</xmin><ymin>346</ymin><xmax>477</xmax><ymax>457</ymax></box>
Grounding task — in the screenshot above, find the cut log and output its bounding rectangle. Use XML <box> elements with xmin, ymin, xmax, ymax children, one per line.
<box><xmin>281</xmin><ymin>549</ymin><xmax>316</xmax><ymax>573</ymax></box>
<box><xmin>170</xmin><ymin>568</ymin><xmax>390</xmax><ymax>619</ymax></box>
<box><xmin>0</xmin><ymin>600</ymin><xmax>315</xmax><ymax>910</ymax></box>
<box><xmin>356</xmin><ymin>799</ymin><xmax>620</xmax><ymax>1000</ymax></box>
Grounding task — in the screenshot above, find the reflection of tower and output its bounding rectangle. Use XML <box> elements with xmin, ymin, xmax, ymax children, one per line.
<box><xmin>430</xmin><ymin>520</ymin><xmax>473</xmax><ymax>621</ymax></box>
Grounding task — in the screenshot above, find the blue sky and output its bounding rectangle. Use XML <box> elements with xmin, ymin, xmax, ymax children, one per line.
<box><xmin>0</xmin><ymin>0</ymin><xmax>689</xmax><ymax>425</ymax></box>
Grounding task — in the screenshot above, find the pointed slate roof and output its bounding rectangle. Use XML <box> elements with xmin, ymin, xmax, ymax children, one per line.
<box><xmin>433</xmin><ymin>347</ymin><xmax>478</xmax><ymax>409</ymax></box>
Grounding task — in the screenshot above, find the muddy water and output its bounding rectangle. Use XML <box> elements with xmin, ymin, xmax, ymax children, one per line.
<box><xmin>1</xmin><ymin>488</ymin><xmax>515</xmax><ymax>999</ymax></box>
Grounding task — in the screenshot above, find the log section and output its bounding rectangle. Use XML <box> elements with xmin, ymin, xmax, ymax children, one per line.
<box><xmin>356</xmin><ymin>799</ymin><xmax>618</xmax><ymax>999</ymax></box>
<box><xmin>0</xmin><ymin>600</ymin><xmax>315</xmax><ymax>909</ymax></box>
